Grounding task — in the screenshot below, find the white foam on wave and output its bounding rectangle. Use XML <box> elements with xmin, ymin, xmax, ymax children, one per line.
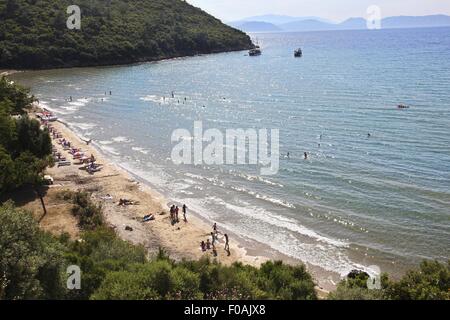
<box><xmin>231</xmin><ymin>186</ymin><xmax>295</xmax><ymax>209</ymax></box>
<box><xmin>71</xmin><ymin>122</ymin><xmax>97</xmax><ymax>130</ymax></box>
<box><xmin>216</xmin><ymin>197</ymin><xmax>348</xmax><ymax>248</ymax></box>
<box><xmin>69</xmin><ymin>98</ymin><xmax>90</xmax><ymax>107</ymax></box>
<box><xmin>112</xmin><ymin>136</ymin><xmax>132</xmax><ymax>143</ymax></box>
<box><xmin>100</xmin><ymin>146</ymin><xmax>120</xmax><ymax>156</ymax></box>
<box><xmin>170</xmin><ymin>195</ymin><xmax>360</xmax><ymax>276</ymax></box>
<box><xmin>118</xmin><ymin>161</ymin><xmax>170</xmax><ymax>188</ymax></box>
<box><xmin>62</xmin><ymin>105</ymin><xmax>79</xmax><ymax>112</ymax></box>
<box><xmin>184</xmin><ymin>172</ymin><xmax>225</xmax><ymax>187</ymax></box>
<box><xmin>132</xmin><ymin>147</ymin><xmax>149</xmax><ymax>155</ymax></box>
<box><xmin>228</xmin><ymin>170</ymin><xmax>284</xmax><ymax>187</ymax></box>
<box><xmin>140</xmin><ymin>95</ymin><xmax>169</xmax><ymax>104</ymax></box>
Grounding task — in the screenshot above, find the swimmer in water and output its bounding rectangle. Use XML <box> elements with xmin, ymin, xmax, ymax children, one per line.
<box><xmin>304</xmin><ymin>152</ymin><xmax>308</xmax><ymax>160</ymax></box>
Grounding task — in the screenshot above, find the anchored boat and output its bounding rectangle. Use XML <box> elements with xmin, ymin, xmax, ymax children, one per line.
<box><xmin>249</xmin><ymin>46</ymin><xmax>262</xmax><ymax>56</ymax></box>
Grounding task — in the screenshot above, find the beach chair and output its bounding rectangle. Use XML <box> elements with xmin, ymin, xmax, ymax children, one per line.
<box><xmin>57</xmin><ymin>161</ymin><xmax>71</xmax><ymax>167</ymax></box>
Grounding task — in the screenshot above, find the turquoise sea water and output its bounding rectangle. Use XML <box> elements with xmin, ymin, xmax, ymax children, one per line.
<box><xmin>12</xmin><ymin>27</ymin><xmax>450</xmax><ymax>276</ymax></box>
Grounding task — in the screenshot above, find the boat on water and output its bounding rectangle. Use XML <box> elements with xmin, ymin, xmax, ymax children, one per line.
<box><xmin>249</xmin><ymin>39</ymin><xmax>262</xmax><ymax>56</ymax></box>
<box><xmin>294</xmin><ymin>48</ymin><xmax>303</xmax><ymax>57</ymax></box>
<box><xmin>249</xmin><ymin>45</ymin><xmax>262</xmax><ymax>56</ymax></box>
<box><xmin>397</xmin><ymin>104</ymin><xmax>410</xmax><ymax>109</ymax></box>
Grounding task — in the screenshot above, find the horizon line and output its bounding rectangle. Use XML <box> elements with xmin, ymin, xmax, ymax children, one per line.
<box><xmin>225</xmin><ymin>13</ymin><xmax>450</xmax><ymax>24</ymax></box>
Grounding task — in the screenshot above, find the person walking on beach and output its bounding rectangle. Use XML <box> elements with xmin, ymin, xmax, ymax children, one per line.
<box><xmin>170</xmin><ymin>205</ymin><xmax>175</xmax><ymax>224</ymax></box>
<box><xmin>182</xmin><ymin>204</ymin><xmax>188</xmax><ymax>222</ymax></box>
<box><xmin>175</xmin><ymin>206</ymin><xmax>179</xmax><ymax>222</ymax></box>
<box><xmin>211</xmin><ymin>232</ymin><xmax>216</xmax><ymax>246</ymax></box>
<box><xmin>213</xmin><ymin>223</ymin><xmax>218</xmax><ymax>236</ymax></box>
<box><xmin>224</xmin><ymin>234</ymin><xmax>230</xmax><ymax>255</ymax></box>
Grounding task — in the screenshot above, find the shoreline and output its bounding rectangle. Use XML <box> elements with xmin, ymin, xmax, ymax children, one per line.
<box><xmin>0</xmin><ymin>48</ymin><xmax>252</xmax><ymax>73</ymax></box>
<box><xmin>33</xmin><ymin>103</ymin><xmax>338</xmax><ymax>295</ymax></box>
<box><xmin>0</xmin><ymin>70</ymin><xmax>19</xmax><ymax>77</ymax></box>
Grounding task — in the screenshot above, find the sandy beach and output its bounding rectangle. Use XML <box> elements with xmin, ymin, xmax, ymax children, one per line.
<box><xmin>22</xmin><ymin>102</ymin><xmax>338</xmax><ymax>297</ymax></box>
<box><xmin>33</xmin><ymin>105</ymin><xmax>268</xmax><ymax>265</ymax></box>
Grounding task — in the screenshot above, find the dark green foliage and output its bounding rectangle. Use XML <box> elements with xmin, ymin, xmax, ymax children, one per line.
<box><xmin>58</xmin><ymin>191</ymin><xmax>105</xmax><ymax>230</ymax></box>
<box><xmin>63</xmin><ymin>227</ymin><xmax>148</xmax><ymax>300</ymax></box>
<box><xmin>327</xmin><ymin>272</ymin><xmax>388</xmax><ymax>300</ymax></box>
<box><xmin>386</xmin><ymin>260</ymin><xmax>450</xmax><ymax>300</ymax></box>
<box><xmin>0</xmin><ymin>0</ymin><xmax>252</xmax><ymax>69</ymax></box>
<box><xmin>1</xmin><ymin>200</ymin><xmax>448</xmax><ymax>300</ymax></box>
<box><xmin>0</xmin><ymin>77</ymin><xmax>34</xmax><ymax>114</ymax></box>
<box><xmin>0</xmin><ymin>77</ymin><xmax>52</xmax><ymax>194</ymax></box>
<box><xmin>328</xmin><ymin>262</ymin><xmax>449</xmax><ymax>300</ymax></box>
<box><xmin>92</xmin><ymin>256</ymin><xmax>318</xmax><ymax>300</ymax></box>
<box><xmin>0</xmin><ymin>201</ymin><xmax>66</xmax><ymax>299</ymax></box>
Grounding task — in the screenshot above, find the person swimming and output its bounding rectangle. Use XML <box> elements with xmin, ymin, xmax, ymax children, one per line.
<box><xmin>304</xmin><ymin>152</ymin><xmax>308</xmax><ymax>160</ymax></box>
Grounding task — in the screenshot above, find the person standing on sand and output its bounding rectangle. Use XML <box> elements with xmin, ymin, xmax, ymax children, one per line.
<box><xmin>224</xmin><ymin>234</ymin><xmax>230</xmax><ymax>254</ymax></box>
<box><xmin>182</xmin><ymin>204</ymin><xmax>188</xmax><ymax>222</ymax></box>
<box><xmin>175</xmin><ymin>206</ymin><xmax>179</xmax><ymax>222</ymax></box>
<box><xmin>170</xmin><ymin>205</ymin><xmax>175</xmax><ymax>223</ymax></box>
<box><xmin>213</xmin><ymin>223</ymin><xmax>218</xmax><ymax>236</ymax></box>
<box><xmin>211</xmin><ymin>232</ymin><xmax>216</xmax><ymax>246</ymax></box>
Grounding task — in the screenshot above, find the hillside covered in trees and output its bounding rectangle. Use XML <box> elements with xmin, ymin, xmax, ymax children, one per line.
<box><xmin>0</xmin><ymin>0</ymin><xmax>253</xmax><ymax>69</ymax></box>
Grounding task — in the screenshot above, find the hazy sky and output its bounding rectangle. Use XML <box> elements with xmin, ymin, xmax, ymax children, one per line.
<box><xmin>187</xmin><ymin>0</ymin><xmax>450</xmax><ymax>22</ymax></box>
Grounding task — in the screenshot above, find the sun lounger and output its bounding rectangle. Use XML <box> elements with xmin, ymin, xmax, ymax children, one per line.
<box><xmin>57</xmin><ymin>161</ymin><xmax>71</xmax><ymax>167</ymax></box>
<box><xmin>88</xmin><ymin>166</ymin><xmax>103</xmax><ymax>174</ymax></box>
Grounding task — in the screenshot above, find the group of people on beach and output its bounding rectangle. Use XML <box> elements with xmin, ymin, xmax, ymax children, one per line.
<box><xmin>169</xmin><ymin>204</ymin><xmax>188</xmax><ymax>224</ymax></box>
<box><xmin>200</xmin><ymin>223</ymin><xmax>230</xmax><ymax>257</ymax></box>
<box><xmin>43</xmin><ymin>118</ymin><xmax>102</xmax><ymax>174</ymax></box>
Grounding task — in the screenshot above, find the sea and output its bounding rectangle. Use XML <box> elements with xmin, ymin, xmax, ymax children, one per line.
<box><xmin>11</xmin><ymin>27</ymin><xmax>450</xmax><ymax>278</ymax></box>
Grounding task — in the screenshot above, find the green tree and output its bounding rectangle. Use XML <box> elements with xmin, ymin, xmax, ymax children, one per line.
<box><xmin>0</xmin><ymin>202</ymin><xmax>66</xmax><ymax>299</ymax></box>
<box><xmin>387</xmin><ymin>260</ymin><xmax>450</xmax><ymax>300</ymax></box>
<box><xmin>0</xmin><ymin>146</ymin><xmax>15</xmax><ymax>193</ymax></box>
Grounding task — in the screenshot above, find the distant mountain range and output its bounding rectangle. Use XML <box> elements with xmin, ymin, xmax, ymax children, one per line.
<box><xmin>229</xmin><ymin>14</ymin><xmax>450</xmax><ymax>33</ymax></box>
